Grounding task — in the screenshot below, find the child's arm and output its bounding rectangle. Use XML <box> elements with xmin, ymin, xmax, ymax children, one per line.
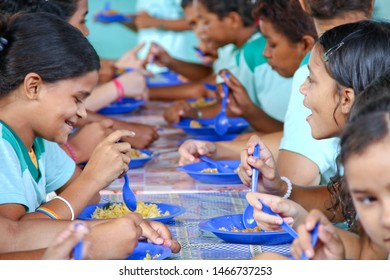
<box><xmin>149</xmin><ymin>82</ymin><xmax>208</xmax><ymax>101</ymax></box>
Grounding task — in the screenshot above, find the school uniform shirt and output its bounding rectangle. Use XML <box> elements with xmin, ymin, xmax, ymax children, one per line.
<box><xmin>136</xmin><ymin>0</ymin><xmax>199</xmax><ymax>73</ymax></box>
<box><xmin>279</xmin><ymin>53</ymin><xmax>340</xmax><ymax>185</ymax></box>
<box><xmin>215</xmin><ymin>32</ymin><xmax>292</xmax><ymax>122</ymax></box>
<box><xmin>0</xmin><ymin>121</ymin><xmax>75</xmax><ymax>213</ymax></box>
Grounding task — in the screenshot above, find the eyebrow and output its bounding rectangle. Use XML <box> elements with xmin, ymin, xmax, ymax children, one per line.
<box><xmin>79</xmin><ymin>91</ymin><xmax>91</xmax><ymax>98</ymax></box>
<box><xmin>307</xmin><ymin>65</ymin><xmax>316</xmax><ymax>78</ymax></box>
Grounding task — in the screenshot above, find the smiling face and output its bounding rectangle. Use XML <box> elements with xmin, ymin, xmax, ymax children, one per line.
<box><xmin>299</xmin><ymin>44</ymin><xmax>349</xmax><ymax>139</ymax></box>
<box><xmin>259</xmin><ymin>19</ymin><xmax>306</xmax><ymax>78</ymax></box>
<box><xmin>344</xmin><ymin>137</ymin><xmax>390</xmax><ymax>253</ymax></box>
<box><xmin>68</xmin><ymin>0</ymin><xmax>89</xmax><ymax>36</ymax></box>
<box><xmin>33</xmin><ymin>71</ymin><xmax>98</xmax><ymax>144</ymax></box>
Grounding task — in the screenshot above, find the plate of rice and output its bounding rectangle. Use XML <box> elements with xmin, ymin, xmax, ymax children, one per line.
<box><xmin>129</xmin><ymin>149</ymin><xmax>159</xmax><ymax>169</ymax></box>
<box><xmin>78</xmin><ymin>201</ymin><xmax>186</xmax><ymax>224</ymax></box>
<box><xmin>199</xmin><ymin>214</ymin><xmax>294</xmax><ymax>245</ymax></box>
<box><xmin>125</xmin><ymin>242</ymin><xmax>171</xmax><ymax>260</ymax></box>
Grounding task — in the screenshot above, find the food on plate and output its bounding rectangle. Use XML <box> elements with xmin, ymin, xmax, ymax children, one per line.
<box><xmin>130</xmin><ymin>149</ymin><xmax>149</xmax><ymax>158</ymax></box>
<box><xmin>189</xmin><ymin>98</ymin><xmax>216</xmax><ymax>108</ymax></box>
<box><xmin>91</xmin><ymin>201</ymin><xmax>170</xmax><ymax>219</ymax></box>
<box><xmin>189</xmin><ymin>120</ymin><xmax>202</xmax><ymax>128</ymax></box>
<box><xmin>218</xmin><ymin>227</ymin><xmax>262</xmax><ymax>232</ymax></box>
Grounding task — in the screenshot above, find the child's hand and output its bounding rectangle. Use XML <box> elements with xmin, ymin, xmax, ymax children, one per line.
<box><xmin>116</xmin><ymin>71</ymin><xmax>148</xmax><ymax>100</ymax></box>
<box><xmin>220</xmin><ymin>70</ymin><xmax>257</xmax><ymax>117</ymax></box>
<box><xmin>245</xmin><ymin>192</ymin><xmax>307</xmax><ymax>232</ymax></box>
<box><xmin>238</xmin><ymin>135</ymin><xmax>286</xmax><ymax>196</ymax></box>
<box><xmin>42</xmin><ymin>222</ymin><xmax>91</xmax><ymax>260</ymax></box>
<box><xmin>82</xmin><ymin>130</ymin><xmax>135</xmax><ymax>188</ymax></box>
<box><xmin>139</xmin><ymin>220</ymin><xmax>181</xmax><ymax>253</ymax></box>
<box><xmin>146</xmin><ymin>42</ymin><xmax>172</xmax><ymax>67</ymax></box>
<box><xmin>163</xmin><ymin>100</ymin><xmax>197</xmax><ymax>124</ymax></box>
<box><xmin>111</xmin><ymin>119</ymin><xmax>159</xmax><ymax>149</ymax></box>
<box><xmin>115</xmin><ymin>43</ymin><xmax>148</xmax><ymax>70</ymax></box>
<box><xmin>290</xmin><ymin>210</ymin><xmax>345</xmax><ymax>260</ymax></box>
<box><xmin>67</xmin><ymin>119</ymin><xmax>114</xmax><ymax>163</ymax></box>
<box><xmin>87</xmin><ymin>213</ymin><xmax>143</xmax><ymax>259</ymax></box>
<box><xmin>178</xmin><ymin>140</ymin><xmax>217</xmax><ymax>165</ymax></box>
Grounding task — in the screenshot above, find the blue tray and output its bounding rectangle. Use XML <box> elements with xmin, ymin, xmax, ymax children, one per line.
<box><xmin>125</xmin><ymin>242</ymin><xmax>171</xmax><ymax>260</ymax></box>
<box><xmin>179</xmin><ymin>134</ymin><xmax>238</xmax><ymax>144</ymax></box>
<box><xmin>174</xmin><ymin>117</ymin><xmax>248</xmax><ymax>135</ymax></box>
<box><xmin>77</xmin><ymin>202</ymin><xmax>186</xmax><ymax>224</ymax></box>
<box><xmin>177</xmin><ymin>160</ymin><xmax>242</xmax><ymax>184</ymax></box>
<box><xmin>147</xmin><ymin>71</ymin><xmax>183</xmax><ymax>88</ymax></box>
<box><xmin>199</xmin><ymin>214</ymin><xmax>294</xmax><ymax>245</ymax></box>
<box><xmin>129</xmin><ymin>149</ymin><xmax>159</xmax><ymax>169</ymax></box>
<box><xmin>95</xmin><ymin>12</ymin><xmax>134</xmax><ymax>23</ymax></box>
<box><xmin>98</xmin><ymin>98</ymin><xmax>144</xmax><ymax>115</ymax></box>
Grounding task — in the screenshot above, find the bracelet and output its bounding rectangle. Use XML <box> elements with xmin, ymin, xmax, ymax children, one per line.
<box><xmin>54</xmin><ymin>196</ymin><xmax>75</xmax><ymax>221</ymax></box>
<box><xmin>36</xmin><ymin>207</ymin><xmax>61</xmax><ymax>219</ymax></box>
<box><xmin>281</xmin><ymin>176</ymin><xmax>292</xmax><ymax>199</ymax></box>
<box><xmin>64</xmin><ymin>142</ymin><xmax>77</xmax><ymax>163</ymax></box>
<box><xmin>113</xmin><ymin>78</ymin><xmax>125</xmax><ymax>101</ymax></box>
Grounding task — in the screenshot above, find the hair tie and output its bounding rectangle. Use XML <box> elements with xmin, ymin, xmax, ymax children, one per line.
<box><xmin>0</xmin><ymin>37</ymin><xmax>8</xmax><ymax>52</ymax></box>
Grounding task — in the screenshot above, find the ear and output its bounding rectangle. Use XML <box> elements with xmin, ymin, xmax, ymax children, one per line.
<box><xmin>340</xmin><ymin>87</ymin><xmax>355</xmax><ymax>115</ymax></box>
<box><xmin>226</xmin><ymin>11</ymin><xmax>242</xmax><ymax>29</ymax></box>
<box><xmin>300</xmin><ymin>35</ymin><xmax>316</xmax><ymax>54</ymax></box>
<box><xmin>23</xmin><ymin>73</ymin><xmax>43</xmax><ymax>100</ymax></box>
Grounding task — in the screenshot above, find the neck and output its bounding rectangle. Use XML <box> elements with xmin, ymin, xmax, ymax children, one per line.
<box><xmin>0</xmin><ymin>93</ymin><xmax>35</xmax><ymax>151</ymax></box>
<box><xmin>233</xmin><ymin>25</ymin><xmax>257</xmax><ymax>48</ymax></box>
<box><xmin>314</xmin><ymin>12</ymin><xmax>370</xmax><ymax>36</ymax></box>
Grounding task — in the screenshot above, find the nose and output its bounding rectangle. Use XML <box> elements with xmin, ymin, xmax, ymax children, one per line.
<box><xmin>300</xmin><ymin>78</ymin><xmax>309</xmax><ymax>96</ymax></box>
<box><xmin>381</xmin><ymin>199</ymin><xmax>390</xmax><ymax>229</ymax></box>
<box><xmin>77</xmin><ymin>103</ymin><xmax>88</xmax><ymax>120</ymax></box>
<box><xmin>262</xmin><ymin>43</ymin><xmax>271</xmax><ymax>59</ymax></box>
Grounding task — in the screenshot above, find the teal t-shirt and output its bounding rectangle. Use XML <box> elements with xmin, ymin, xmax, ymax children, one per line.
<box><xmin>136</xmin><ymin>0</ymin><xmax>199</xmax><ymax>73</ymax></box>
<box><xmin>0</xmin><ymin>121</ymin><xmax>75</xmax><ymax>212</ymax></box>
<box><xmin>215</xmin><ymin>32</ymin><xmax>292</xmax><ymax>121</ymax></box>
<box><xmin>279</xmin><ymin>53</ymin><xmax>339</xmax><ymax>184</ymax></box>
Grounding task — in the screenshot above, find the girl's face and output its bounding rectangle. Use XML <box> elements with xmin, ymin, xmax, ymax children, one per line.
<box><xmin>195</xmin><ymin>2</ymin><xmax>231</xmax><ymax>48</ymax></box>
<box><xmin>259</xmin><ymin>20</ymin><xmax>306</xmax><ymax>78</ymax></box>
<box><xmin>69</xmin><ymin>0</ymin><xmax>89</xmax><ymax>36</ymax></box>
<box><xmin>34</xmin><ymin>71</ymin><xmax>98</xmax><ymax>144</ymax></box>
<box><xmin>344</xmin><ymin>137</ymin><xmax>390</xmax><ymax>253</ymax></box>
<box><xmin>300</xmin><ymin>44</ymin><xmax>347</xmax><ymax>139</ymax></box>
<box><xmin>184</xmin><ymin>4</ymin><xmax>201</xmax><ymax>37</ymax></box>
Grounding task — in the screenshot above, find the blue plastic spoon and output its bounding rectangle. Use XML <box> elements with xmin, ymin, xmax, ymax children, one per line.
<box><xmin>242</xmin><ymin>145</ymin><xmax>299</xmax><ymax>239</ymax></box>
<box><xmin>72</xmin><ymin>223</ymin><xmax>83</xmax><ymax>260</ymax></box>
<box><xmin>122</xmin><ymin>173</ymin><xmax>137</xmax><ymax>211</ymax></box>
<box><xmin>194</xmin><ymin>47</ymin><xmax>205</xmax><ymax>57</ymax></box>
<box><xmin>300</xmin><ymin>222</ymin><xmax>320</xmax><ymax>260</ymax></box>
<box><xmin>199</xmin><ymin>155</ymin><xmax>234</xmax><ymax>173</ymax></box>
<box><xmin>214</xmin><ymin>73</ymin><xmax>230</xmax><ymax>135</ymax></box>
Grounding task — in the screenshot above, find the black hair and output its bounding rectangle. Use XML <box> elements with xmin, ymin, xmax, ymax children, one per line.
<box><xmin>350</xmin><ymin>68</ymin><xmax>390</xmax><ymax>119</ymax></box>
<box><xmin>336</xmin><ymin>96</ymin><xmax>390</xmax><ymax>231</ymax></box>
<box><xmin>319</xmin><ymin>21</ymin><xmax>390</xmax><ymax>96</ymax></box>
<box><xmin>0</xmin><ymin>0</ymin><xmax>78</xmax><ymax>21</ymax></box>
<box><xmin>181</xmin><ymin>0</ymin><xmax>193</xmax><ymax>9</ymax></box>
<box><xmin>252</xmin><ymin>0</ymin><xmax>317</xmax><ymax>43</ymax></box>
<box><xmin>0</xmin><ymin>12</ymin><xmax>99</xmax><ymax>96</ymax></box>
<box><xmin>198</xmin><ymin>0</ymin><xmax>257</xmax><ymax>27</ymax></box>
<box><xmin>302</xmin><ymin>0</ymin><xmax>372</xmax><ymax>20</ymax></box>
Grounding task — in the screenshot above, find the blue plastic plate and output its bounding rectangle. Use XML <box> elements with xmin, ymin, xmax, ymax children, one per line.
<box><xmin>147</xmin><ymin>71</ymin><xmax>183</xmax><ymax>88</ymax></box>
<box><xmin>95</xmin><ymin>12</ymin><xmax>134</xmax><ymax>23</ymax></box>
<box><xmin>129</xmin><ymin>149</ymin><xmax>159</xmax><ymax>169</ymax></box>
<box><xmin>174</xmin><ymin>117</ymin><xmax>249</xmax><ymax>135</ymax></box>
<box><xmin>125</xmin><ymin>242</ymin><xmax>171</xmax><ymax>260</ymax></box>
<box><xmin>98</xmin><ymin>98</ymin><xmax>144</xmax><ymax>115</ymax></box>
<box><xmin>77</xmin><ymin>202</ymin><xmax>186</xmax><ymax>224</ymax></box>
<box><xmin>177</xmin><ymin>160</ymin><xmax>242</xmax><ymax>184</ymax></box>
<box><xmin>199</xmin><ymin>214</ymin><xmax>294</xmax><ymax>245</ymax></box>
